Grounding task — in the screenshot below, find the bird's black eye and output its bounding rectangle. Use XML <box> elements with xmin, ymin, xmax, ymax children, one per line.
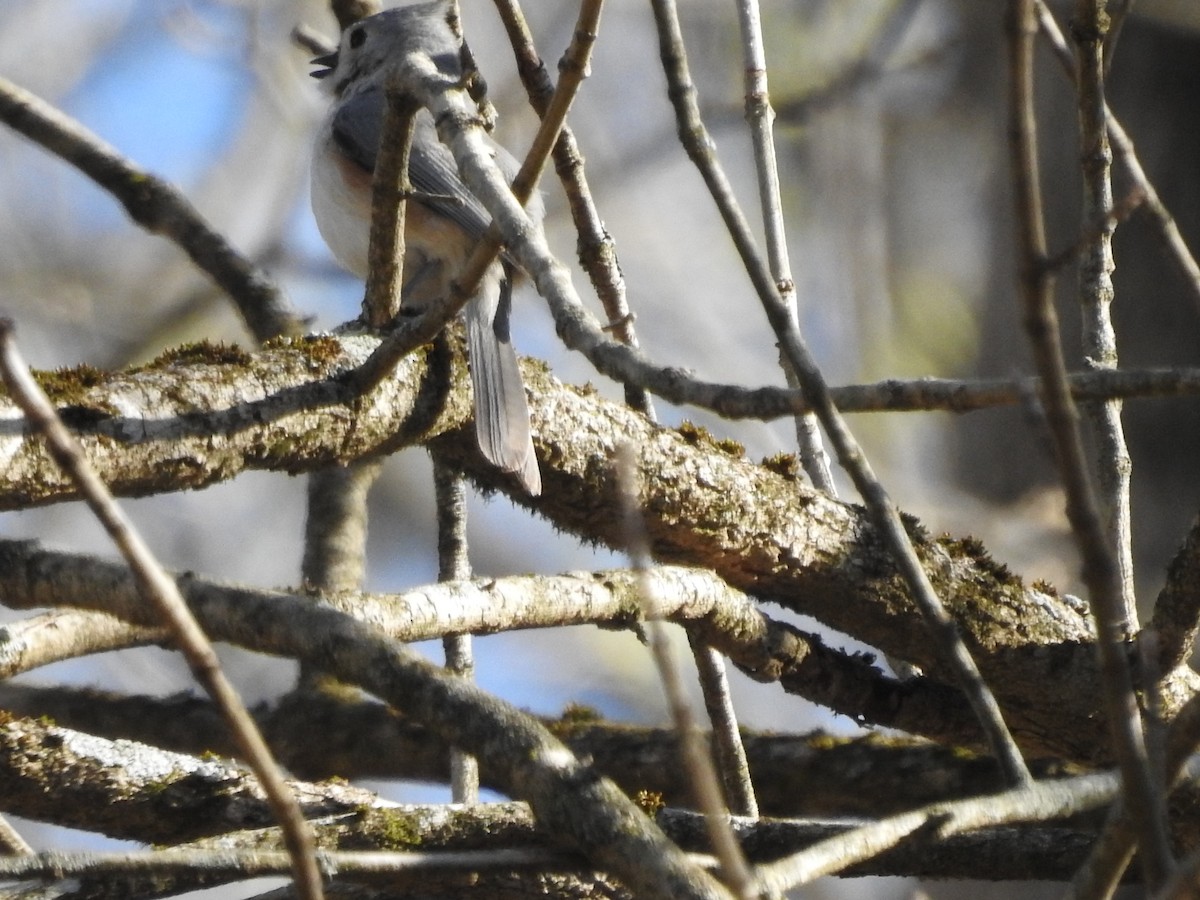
<box><xmin>348</xmin><ymin>26</ymin><xmax>366</xmax><ymax>49</ymax></box>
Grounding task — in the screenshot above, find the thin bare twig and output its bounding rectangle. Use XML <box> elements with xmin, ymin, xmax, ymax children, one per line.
<box><xmin>649</xmin><ymin>0</ymin><xmax>1031</xmax><ymax>786</ymax></box>
<box><xmin>0</xmin><ymin>847</ymin><xmax>575</xmax><ymax>888</ymax></box>
<box><xmin>825</xmin><ymin>366</ymin><xmax>1200</xmax><ymax>415</ymax></box>
<box><xmin>0</xmin><ymin>321</ymin><xmax>324</xmax><ymax>900</ymax></box>
<box><xmin>664</xmin><ymin>1</ymin><xmax>765</xmax><ymax>804</ymax></box>
<box><xmin>1033</xmin><ymin>1</ymin><xmax>1200</xmax><ymax>313</ymax></box>
<box><xmin>434</xmin><ymin>458</ymin><xmax>479</xmax><ymax>804</ymax></box>
<box><xmin>735</xmin><ymin>0</ymin><xmax>833</xmax><ymax>492</ymax></box>
<box><xmin>1065</xmin><ymin>675</ymin><xmax>1200</xmax><ymax>898</ymax></box>
<box><xmin>0</xmin><ymin>77</ymin><xmax>302</xmax><ymax>344</ymax></box>
<box><xmin>363</xmin><ymin>91</ymin><xmax>417</xmax><ymax>329</ymax></box>
<box><xmin>1042</xmin><ymin>186</ymin><xmax>1145</xmax><ymax>274</ymax></box>
<box><xmin>491</xmin><ymin>0</ymin><xmax>654</xmax><ymax>417</ymax></box>
<box><xmin>358</xmin><ymin>296</ymin><xmax>1200</xmax><ymax>422</ymax></box>
<box><xmin>1072</xmin><ymin>0</ymin><xmax>1137</xmax><ymax>627</ymax></box>
<box><xmin>1005</xmin><ymin>0</ymin><xmax>1172</xmax><ymax>886</ymax></box>
<box><xmin>1105</xmin><ymin>115</ymin><xmax>1200</xmax><ymax>304</ymax></box>
<box><xmin>755</xmin><ymin>769</ymin><xmax>1125</xmax><ymax>894</ymax></box>
<box><xmin>732</xmin><ymin>1</ymin><xmax>873</xmax><ymax>812</ymax></box>
<box><xmin>688</xmin><ymin>639</ymin><xmax>758</xmax><ymax>818</ymax></box>
<box><xmin>615</xmin><ymin>445</ymin><xmax>747</xmax><ymax>900</ymax></box>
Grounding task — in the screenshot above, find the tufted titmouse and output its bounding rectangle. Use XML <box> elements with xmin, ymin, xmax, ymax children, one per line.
<box><xmin>310</xmin><ymin>1</ymin><xmax>542</xmax><ymax>495</ymax></box>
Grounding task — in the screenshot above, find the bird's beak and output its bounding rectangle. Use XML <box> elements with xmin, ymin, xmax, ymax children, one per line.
<box><xmin>310</xmin><ymin>52</ymin><xmax>339</xmax><ymax>79</ymax></box>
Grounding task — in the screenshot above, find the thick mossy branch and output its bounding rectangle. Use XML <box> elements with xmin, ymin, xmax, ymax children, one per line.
<box><xmin>0</xmin><ymin>333</ymin><xmax>1193</xmax><ymax>762</ymax></box>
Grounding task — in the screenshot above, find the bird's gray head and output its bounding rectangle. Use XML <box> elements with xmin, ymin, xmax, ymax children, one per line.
<box><xmin>310</xmin><ymin>1</ymin><xmax>462</xmax><ymax>97</ymax></box>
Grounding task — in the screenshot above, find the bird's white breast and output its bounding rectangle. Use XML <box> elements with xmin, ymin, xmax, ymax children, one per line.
<box><xmin>311</xmin><ymin>119</ymin><xmax>373</xmax><ymax>279</ymax></box>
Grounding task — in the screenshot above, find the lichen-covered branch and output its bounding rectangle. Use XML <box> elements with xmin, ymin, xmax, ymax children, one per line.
<box><xmin>0</xmin><ymin>553</ymin><xmax>981</xmax><ymax>745</ymax></box>
<box><xmin>0</xmin><ymin>548</ymin><xmax>728</xmax><ymax>900</ymax></box>
<box><xmin>0</xmin><ymin>715</ymin><xmax>1141</xmax><ymax>888</ymax></box>
<box><xmin>0</xmin><ymin>681</ymin><xmax>1073</xmax><ymax>820</ymax></box>
<box><xmin>2</xmin><ymin>338</ymin><xmax>1196</xmax><ymax>762</ymax></box>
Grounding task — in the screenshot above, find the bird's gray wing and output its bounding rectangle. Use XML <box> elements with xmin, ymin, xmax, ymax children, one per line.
<box><xmin>331</xmin><ymin>87</ymin><xmax>541</xmax><ymax>494</ymax></box>
<box><xmin>330</xmin><ymin>86</ymin><xmax>495</xmax><ymax>239</ymax></box>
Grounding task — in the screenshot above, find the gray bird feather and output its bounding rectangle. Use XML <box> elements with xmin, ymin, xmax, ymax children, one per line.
<box><xmin>317</xmin><ymin>35</ymin><xmax>542</xmax><ymax>494</ymax></box>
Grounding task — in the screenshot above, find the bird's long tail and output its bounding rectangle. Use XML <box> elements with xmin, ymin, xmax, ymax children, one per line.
<box><xmin>465</xmin><ymin>262</ymin><xmax>540</xmax><ymax>495</ymax></box>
